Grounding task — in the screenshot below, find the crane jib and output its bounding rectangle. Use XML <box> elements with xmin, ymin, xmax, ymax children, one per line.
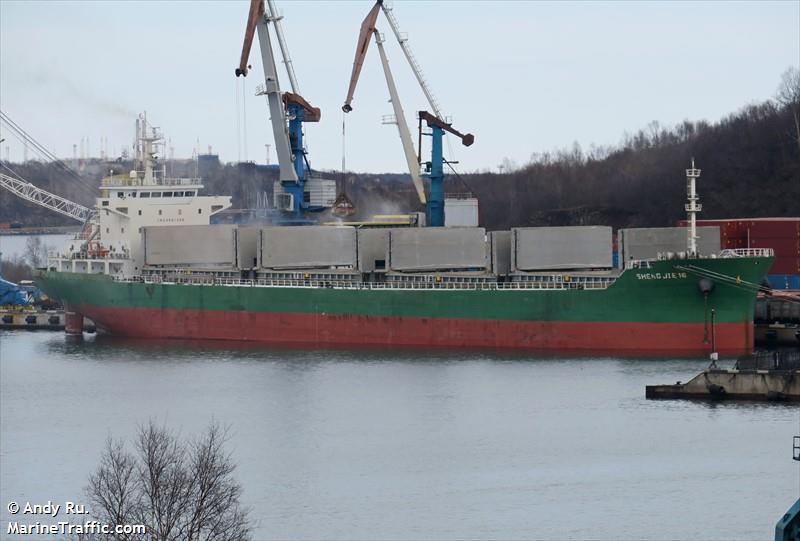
<box><xmin>342</xmin><ymin>1</ymin><xmax>382</xmax><ymax>112</ymax></box>
<box><xmin>236</xmin><ymin>0</ymin><xmax>266</xmax><ymax>77</ymax></box>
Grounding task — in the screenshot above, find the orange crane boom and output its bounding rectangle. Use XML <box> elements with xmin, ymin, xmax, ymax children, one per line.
<box><xmin>342</xmin><ymin>1</ymin><xmax>382</xmax><ymax>112</ymax></box>
<box><xmin>236</xmin><ymin>0</ymin><xmax>264</xmax><ymax>77</ymax></box>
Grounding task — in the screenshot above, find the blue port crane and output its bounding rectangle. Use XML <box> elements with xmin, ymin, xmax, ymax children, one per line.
<box><xmin>417</xmin><ymin>112</ymin><xmax>474</xmax><ymax>227</ymax></box>
<box><xmin>236</xmin><ymin>0</ymin><xmax>330</xmax><ymax>216</ymax></box>
<box><xmin>341</xmin><ymin>0</ymin><xmax>474</xmax><ymax>227</ymax></box>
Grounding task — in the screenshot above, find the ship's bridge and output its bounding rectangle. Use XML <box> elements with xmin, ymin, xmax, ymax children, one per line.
<box><xmin>100</xmin><ymin>183</ymin><xmax>203</xmax><ymax>201</ymax></box>
<box><xmin>76</xmin><ymin>172</ymin><xmax>233</xmax><ymax>276</ymax></box>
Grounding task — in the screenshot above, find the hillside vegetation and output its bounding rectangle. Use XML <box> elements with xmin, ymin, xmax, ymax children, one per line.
<box><xmin>460</xmin><ymin>98</ymin><xmax>799</xmax><ymax>230</ymax></box>
<box><xmin>2</xmin><ymin>70</ymin><xmax>798</xmax><ymax>231</ymax></box>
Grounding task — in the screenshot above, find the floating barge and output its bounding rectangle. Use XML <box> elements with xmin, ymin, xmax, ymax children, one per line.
<box><xmin>646</xmin><ymin>351</ymin><xmax>800</xmax><ymax>401</ymax></box>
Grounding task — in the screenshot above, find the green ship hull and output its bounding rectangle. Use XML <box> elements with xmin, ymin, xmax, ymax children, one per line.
<box><xmin>38</xmin><ymin>256</ymin><xmax>771</xmax><ymax>356</ymax></box>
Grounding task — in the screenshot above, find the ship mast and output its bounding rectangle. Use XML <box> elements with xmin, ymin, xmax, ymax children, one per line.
<box><xmin>685</xmin><ymin>158</ymin><xmax>702</xmax><ymax>256</ymax></box>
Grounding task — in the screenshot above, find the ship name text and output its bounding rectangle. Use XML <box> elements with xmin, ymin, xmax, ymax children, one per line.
<box><xmin>635</xmin><ymin>272</ymin><xmax>688</xmax><ymax>281</ymax></box>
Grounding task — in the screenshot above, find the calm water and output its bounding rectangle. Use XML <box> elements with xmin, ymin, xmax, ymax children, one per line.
<box><xmin>1</xmin><ymin>330</ymin><xmax>798</xmax><ymax>540</ymax></box>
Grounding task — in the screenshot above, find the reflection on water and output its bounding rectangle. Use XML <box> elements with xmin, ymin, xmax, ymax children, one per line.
<box><xmin>2</xmin><ymin>330</ymin><xmax>798</xmax><ymax>540</ymax></box>
<box><xmin>52</xmin><ymin>332</ymin><xmax>750</xmax><ymax>364</ymax></box>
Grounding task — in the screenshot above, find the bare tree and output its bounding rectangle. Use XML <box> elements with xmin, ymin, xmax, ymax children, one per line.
<box><xmin>0</xmin><ymin>255</ymin><xmax>33</xmax><ymax>282</ymax></box>
<box><xmin>24</xmin><ymin>236</ymin><xmax>43</xmax><ymax>268</ymax></box>
<box><xmin>775</xmin><ymin>66</ymin><xmax>800</xmax><ymax>153</ymax></box>
<box><xmin>84</xmin><ymin>421</ymin><xmax>251</xmax><ymax>541</ymax></box>
<box><xmin>22</xmin><ymin>236</ymin><xmax>52</xmax><ymax>269</ymax></box>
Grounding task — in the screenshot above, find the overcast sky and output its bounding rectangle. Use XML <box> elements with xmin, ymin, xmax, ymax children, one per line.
<box><xmin>1</xmin><ymin>0</ymin><xmax>798</xmax><ymax>174</ymax></box>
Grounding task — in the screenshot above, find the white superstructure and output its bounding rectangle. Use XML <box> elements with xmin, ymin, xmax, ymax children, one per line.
<box><xmin>48</xmin><ymin>114</ymin><xmax>232</xmax><ymax>278</ymax></box>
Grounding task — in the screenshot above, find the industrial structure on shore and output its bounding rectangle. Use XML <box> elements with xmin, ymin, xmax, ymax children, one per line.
<box><xmin>2</xmin><ymin>0</ymin><xmax>793</xmax><ymax>356</ymax></box>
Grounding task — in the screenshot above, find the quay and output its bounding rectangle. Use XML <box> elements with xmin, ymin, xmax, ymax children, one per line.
<box><xmin>0</xmin><ymin>308</ymin><xmax>95</xmax><ymax>332</ymax></box>
<box><xmin>646</xmin><ymin>351</ymin><xmax>800</xmax><ymax>402</ymax></box>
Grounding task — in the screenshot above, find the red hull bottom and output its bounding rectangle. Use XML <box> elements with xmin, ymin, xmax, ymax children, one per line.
<box><xmin>71</xmin><ymin>305</ymin><xmax>754</xmax><ymax>357</ymax></box>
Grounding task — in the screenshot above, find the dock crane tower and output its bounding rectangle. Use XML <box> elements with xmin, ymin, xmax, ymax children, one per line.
<box><xmin>342</xmin><ymin>0</ymin><xmax>474</xmax><ymax>227</ymax></box>
<box><xmin>236</xmin><ymin>0</ymin><xmax>332</xmax><ymax>216</ymax></box>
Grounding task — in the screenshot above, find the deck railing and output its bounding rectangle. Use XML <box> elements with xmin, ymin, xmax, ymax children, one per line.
<box><xmin>627</xmin><ymin>247</ymin><xmax>774</xmax><ymax>269</ymax></box>
<box><xmin>115</xmin><ymin>275</ymin><xmax>614</xmax><ymax>291</ymax></box>
<box><xmin>719</xmin><ymin>248</ymin><xmax>774</xmax><ymax>258</ymax></box>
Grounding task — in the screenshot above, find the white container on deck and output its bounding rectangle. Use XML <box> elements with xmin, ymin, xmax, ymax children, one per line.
<box><xmin>512</xmin><ymin>226</ymin><xmax>613</xmax><ymax>271</ymax></box>
<box><xmin>260</xmin><ymin>226</ymin><xmax>357</xmax><ymax>269</ymax></box>
<box><xmin>388</xmin><ymin>227</ymin><xmax>488</xmax><ymax>272</ymax></box>
<box><xmin>444</xmin><ymin>196</ymin><xmax>479</xmax><ymax>227</ymax></box>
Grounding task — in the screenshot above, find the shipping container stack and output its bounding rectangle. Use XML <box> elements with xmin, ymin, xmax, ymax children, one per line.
<box><xmin>678</xmin><ymin>218</ymin><xmax>800</xmax><ymax>290</ymax></box>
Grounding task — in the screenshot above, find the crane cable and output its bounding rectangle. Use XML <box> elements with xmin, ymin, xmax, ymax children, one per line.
<box><xmin>242</xmin><ymin>76</ymin><xmax>248</xmax><ymax>162</ymax></box>
<box><xmin>0</xmin><ymin>144</ymin><xmax>96</xmax><ymax>202</ymax></box>
<box><xmin>0</xmin><ymin>111</ymin><xmax>95</xmax><ymax>190</ymax></box>
<box><xmin>444</xmin><ymin>158</ymin><xmax>477</xmax><ymax>197</ymax></box>
<box><xmin>0</xmin><ymin>111</ymin><xmax>97</xmax><ymax>199</ymax></box>
<box><xmin>234</xmin><ymin>79</ymin><xmax>242</xmax><ymax>162</ymax></box>
<box><xmin>342</xmin><ymin>112</ymin><xmax>347</xmax><ymax>183</ymax></box>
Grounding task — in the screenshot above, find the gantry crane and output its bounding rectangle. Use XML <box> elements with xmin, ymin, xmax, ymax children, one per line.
<box><xmin>342</xmin><ymin>0</ymin><xmax>474</xmax><ymax>226</ymax></box>
<box><xmin>236</xmin><ymin>0</ymin><xmax>330</xmax><ymax>215</ymax></box>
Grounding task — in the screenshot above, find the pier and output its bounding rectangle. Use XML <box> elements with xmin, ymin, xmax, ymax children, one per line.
<box><xmin>646</xmin><ymin>351</ymin><xmax>800</xmax><ymax>402</ymax></box>
<box><xmin>0</xmin><ymin>308</ymin><xmax>95</xmax><ymax>332</ymax></box>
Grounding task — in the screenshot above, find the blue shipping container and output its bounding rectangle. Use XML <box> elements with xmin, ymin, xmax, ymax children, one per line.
<box><xmin>767</xmin><ymin>274</ymin><xmax>800</xmax><ymax>290</ymax></box>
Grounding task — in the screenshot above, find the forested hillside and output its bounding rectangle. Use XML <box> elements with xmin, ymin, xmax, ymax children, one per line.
<box><xmin>460</xmin><ymin>99</ymin><xmax>799</xmax><ymax>230</ymax></box>
<box><xmin>2</xmin><ymin>71</ymin><xmax>798</xmax><ymax>230</ymax></box>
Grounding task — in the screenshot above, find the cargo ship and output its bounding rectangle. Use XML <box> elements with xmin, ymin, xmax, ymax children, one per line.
<box><xmin>39</xmin><ymin>253</ymin><xmax>770</xmax><ymax>356</ymax></box>
<box><xmin>33</xmin><ymin>118</ymin><xmax>773</xmax><ymax>357</ymax></box>
<box><xmin>34</xmin><ymin>2</ymin><xmax>775</xmax><ymax>357</ymax></box>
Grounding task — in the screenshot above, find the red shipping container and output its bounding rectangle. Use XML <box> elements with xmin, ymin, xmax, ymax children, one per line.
<box><xmin>677</xmin><ymin>219</ymin><xmax>800</xmax><ymax>257</ymax></box>
<box><xmin>747</xmin><ymin>220</ymin><xmax>799</xmax><ymax>240</ymax></box>
<box><xmin>677</xmin><ymin>220</ymin><xmax>727</xmax><ymax>242</ymax></box>
<box><xmin>726</xmin><ymin>237</ymin><xmax>748</xmax><ymax>249</ymax></box>
<box><xmin>680</xmin><ymin>219</ymin><xmax>748</xmax><ymax>239</ymax></box>
<box><xmin>769</xmin><ymin>257</ymin><xmax>800</xmax><ymax>274</ymax></box>
<box><xmin>748</xmin><ymin>237</ymin><xmax>799</xmax><ymax>255</ymax></box>
<box><xmin>680</xmin><ymin>218</ymin><xmax>798</xmax><ymax>240</ymax></box>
